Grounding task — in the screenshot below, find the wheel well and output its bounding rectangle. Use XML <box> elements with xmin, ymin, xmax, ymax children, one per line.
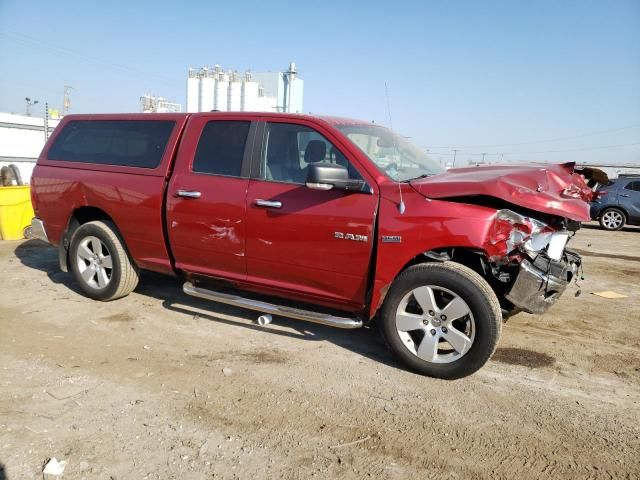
<box><xmin>399</xmin><ymin>248</ymin><xmax>486</xmax><ymax>278</ymax></box>
<box><xmin>394</xmin><ymin>248</ymin><xmax>518</xmax><ymax>317</ymax></box>
<box><xmin>59</xmin><ymin>207</ymin><xmax>118</xmax><ymax>272</ymax></box>
<box><xmin>66</xmin><ymin>207</ymin><xmax>116</xmax><ymax>244</ymax></box>
<box><xmin>72</xmin><ymin>206</ymin><xmax>113</xmax><ymax>225</ymax></box>
<box><xmin>370</xmin><ymin>247</ymin><xmax>489</xmax><ymax>319</ymax></box>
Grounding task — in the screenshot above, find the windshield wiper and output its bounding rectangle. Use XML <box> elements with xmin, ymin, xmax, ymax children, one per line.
<box><xmin>403</xmin><ymin>174</ymin><xmax>432</xmax><ymax>182</ymax></box>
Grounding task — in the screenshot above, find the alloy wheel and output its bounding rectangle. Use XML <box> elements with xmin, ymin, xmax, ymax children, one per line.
<box><xmin>395</xmin><ymin>285</ymin><xmax>475</xmax><ymax>364</ymax></box>
<box><xmin>76</xmin><ymin>236</ymin><xmax>113</xmax><ymax>289</ymax></box>
<box><xmin>602</xmin><ymin>210</ymin><xmax>624</xmax><ymax>230</ymax></box>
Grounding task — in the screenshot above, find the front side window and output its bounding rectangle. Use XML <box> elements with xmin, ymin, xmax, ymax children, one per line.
<box><xmin>193</xmin><ymin>120</ymin><xmax>250</xmax><ymax>176</ymax></box>
<box><xmin>48</xmin><ymin>120</ymin><xmax>175</xmax><ymax>168</ymax></box>
<box><xmin>261</xmin><ymin>122</ymin><xmax>362</xmax><ymax>184</ymax></box>
<box><xmin>336</xmin><ymin>124</ymin><xmax>444</xmax><ymax>182</ymax></box>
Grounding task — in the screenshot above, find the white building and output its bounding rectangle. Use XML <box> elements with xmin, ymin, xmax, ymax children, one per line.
<box><xmin>186</xmin><ymin>62</ymin><xmax>303</xmax><ymax>113</ymax></box>
<box><xmin>0</xmin><ymin>112</ymin><xmax>60</xmax><ymax>182</ymax></box>
<box><xmin>140</xmin><ymin>94</ymin><xmax>181</xmax><ymax>113</ymax></box>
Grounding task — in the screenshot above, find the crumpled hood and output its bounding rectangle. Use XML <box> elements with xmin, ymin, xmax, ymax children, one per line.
<box><xmin>410</xmin><ymin>162</ymin><xmax>598</xmax><ymax>222</ymax></box>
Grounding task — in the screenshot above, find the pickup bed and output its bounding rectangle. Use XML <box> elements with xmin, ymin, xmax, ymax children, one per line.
<box><xmin>31</xmin><ymin>112</ymin><xmax>596</xmax><ymax>378</ymax></box>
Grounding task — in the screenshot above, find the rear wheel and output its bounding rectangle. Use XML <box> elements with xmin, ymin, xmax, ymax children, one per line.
<box><xmin>599</xmin><ymin>208</ymin><xmax>626</xmax><ymax>231</ymax></box>
<box><xmin>380</xmin><ymin>262</ymin><xmax>502</xmax><ymax>379</ymax></box>
<box><xmin>69</xmin><ymin>220</ymin><xmax>139</xmax><ymax>301</ymax></box>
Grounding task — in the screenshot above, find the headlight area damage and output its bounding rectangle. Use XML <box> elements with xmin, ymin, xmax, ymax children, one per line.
<box><xmin>411</xmin><ymin>162</ymin><xmax>606</xmax><ymax>316</ymax></box>
<box><xmin>483</xmin><ymin>209</ymin><xmax>581</xmax><ymax>315</ymax></box>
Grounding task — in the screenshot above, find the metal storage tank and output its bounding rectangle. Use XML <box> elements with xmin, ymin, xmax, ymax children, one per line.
<box><xmin>241</xmin><ymin>81</ymin><xmax>259</xmax><ymax>111</ymax></box>
<box><xmin>200</xmin><ymin>69</ymin><xmax>215</xmax><ymax>112</ymax></box>
<box><xmin>214</xmin><ymin>72</ymin><xmax>228</xmax><ymax>111</ymax></box>
<box><xmin>256</xmin><ymin>94</ymin><xmax>277</xmax><ymax>112</ymax></box>
<box><xmin>227</xmin><ymin>73</ymin><xmax>242</xmax><ymax>111</ymax></box>
<box><xmin>241</xmin><ymin>72</ymin><xmax>259</xmax><ymax>111</ymax></box>
<box><xmin>186</xmin><ymin>68</ymin><xmax>201</xmax><ymax>113</ymax></box>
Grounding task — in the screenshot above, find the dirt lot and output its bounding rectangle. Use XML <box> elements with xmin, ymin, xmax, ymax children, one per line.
<box><xmin>0</xmin><ymin>224</ymin><xmax>639</xmax><ymax>479</ymax></box>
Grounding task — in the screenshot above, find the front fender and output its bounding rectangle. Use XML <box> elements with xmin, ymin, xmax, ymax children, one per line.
<box><xmin>368</xmin><ymin>188</ymin><xmax>497</xmax><ymax>319</ymax></box>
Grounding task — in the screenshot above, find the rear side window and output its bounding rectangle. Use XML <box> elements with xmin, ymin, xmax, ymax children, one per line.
<box><xmin>623</xmin><ymin>180</ymin><xmax>640</xmax><ymax>191</ymax></box>
<box><xmin>48</xmin><ymin>120</ymin><xmax>175</xmax><ymax>168</ymax></box>
<box><xmin>193</xmin><ymin>121</ymin><xmax>251</xmax><ymax>176</ymax></box>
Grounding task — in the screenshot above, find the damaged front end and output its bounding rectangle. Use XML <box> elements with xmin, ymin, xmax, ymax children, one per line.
<box><xmin>483</xmin><ymin>209</ymin><xmax>581</xmax><ymax>315</ymax></box>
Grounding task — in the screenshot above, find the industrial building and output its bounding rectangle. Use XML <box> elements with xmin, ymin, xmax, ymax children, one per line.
<box><xmin>186</xmin><ymin>62</ymin><xmax>303</xmax><ymax>113</ymax></box>
<box><xmin>139</xmin><ymin>94</ymin><xmax>181</xmax><ymax>113</ymax></box>
<box><xmin>0</xmin><ymin>112</ymin><xmax>60</xmax><ymax>182</ymax></box>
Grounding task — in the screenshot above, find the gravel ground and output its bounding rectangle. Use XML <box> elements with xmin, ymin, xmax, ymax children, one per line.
<box><xmin>0</xmin><ymin>223</ymin><xmax>639</xmax><ymax>479</ymax></box>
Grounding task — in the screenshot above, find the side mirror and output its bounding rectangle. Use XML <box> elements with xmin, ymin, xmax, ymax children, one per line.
<box><xmin>305</xmin><ymin>163</ymin><xmax>367</xmax><ymax>192</ymax></box>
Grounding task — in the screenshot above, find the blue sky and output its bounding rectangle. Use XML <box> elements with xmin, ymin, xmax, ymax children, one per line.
<box><xmin>1</xmin><ymin>0</ymin><xmax>639</xmax><ymax>165</ymax></box>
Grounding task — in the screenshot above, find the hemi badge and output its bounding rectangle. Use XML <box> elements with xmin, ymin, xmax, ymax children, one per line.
<box><xmin>381</xmin><ymin>235</ymin><xmax>402</xmax><ymax>243</ymax></box>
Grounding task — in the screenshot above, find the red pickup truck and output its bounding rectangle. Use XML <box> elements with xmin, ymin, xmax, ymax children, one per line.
<box><xmin>30</xmin><ymin>113</ymin><xmax>595</xmax><ymax>379</ymax></box>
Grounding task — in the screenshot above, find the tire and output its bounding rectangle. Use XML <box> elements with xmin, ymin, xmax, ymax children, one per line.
<box><xmin>599</xmin><ymin>207</ymin><xmax>626</xmax><ymax>231</ymax></box>
<box><xmin>380</xmin><ymin>262</ymin><xmax>502</xmax><ymax>380</ymax></box>
<box><xmin>69</xmin><ymin>220</ymin><xmax>139</xmax><ymax>301</ymax></box>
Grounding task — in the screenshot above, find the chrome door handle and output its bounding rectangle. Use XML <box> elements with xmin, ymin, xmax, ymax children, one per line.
<box><xmin>255</xmin><ymin>199</ymin><xmax>282</xmax><ymax>209</ymax></box>
<box><xmin>620</xmin><ymin>194</ymin><xmax>631</xmax><ymax>197</ymax></box>
<box><xmin>175</xmin><ymin>190</ymin><xmax>201</xmax><ymax>199</ymax></box>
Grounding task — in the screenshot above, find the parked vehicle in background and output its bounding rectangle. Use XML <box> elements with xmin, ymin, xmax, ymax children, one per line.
<box><xmin>30</xmin><ymin>113</ymin><xmax>598</xmax><ymax>379</ymax></box>
<box><xmin>590</xmin><ymin>174</ymin><xmax>640</xmax><ymax>230</ymax></box>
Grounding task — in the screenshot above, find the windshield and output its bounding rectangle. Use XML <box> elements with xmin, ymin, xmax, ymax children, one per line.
<box><xmin>336</xmin><ymin>124</ymin><xmax>444</xmax><ymax>181</ymax></box>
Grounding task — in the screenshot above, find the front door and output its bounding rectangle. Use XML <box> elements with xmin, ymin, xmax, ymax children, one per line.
<box><xmin>167</xmin><ymin>116</ymin><xmax>254</xmax><ymax>281</ymax></box>
<box><xmin>245</xmin><ymin>120</ymin><xmax>377</xmax><ymax>309</ymax></box>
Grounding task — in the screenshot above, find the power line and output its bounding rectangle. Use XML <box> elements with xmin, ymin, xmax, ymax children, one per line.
<box><xmin>425</xmin><ymin>142</ymin><xmax>640</xmax><ymax>157</ymax></box>
<box><xmin>0</xmin><ymin>31</ymin><xmax>177</xmax><ymax>86</ymax></box>
<box><xmin>425</xmin><ymin>125</ymin><xmax>640</xmax><ymax>149</ymax></box>
<box><xmin>497</xmin><ymin>142</ymin><xmax>640</xmax><ymax>155</ymax></box>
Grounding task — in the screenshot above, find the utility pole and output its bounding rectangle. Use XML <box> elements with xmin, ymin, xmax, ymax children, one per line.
<box><xmin>284</xmin><ymin>62</ymin><xmax>296</xmax><ymax>113</ymax></box>
<box><xmin>44</xmin><ymin>102</ymin><xmax>49</xmax><ymax>141</ymax></box>
<box><xmin>481</xmin><ymin>152</ymin><xmax>487</xmax><ymax>164</ymax></box>
<box><xmin>25</xmin><ymin>97</ymin><xmax>39</xmax><ymax>116</ymax></box>
<box><xmin>452</xmin><ymin>149</ymin><xmax>458</xmax><ymax>166</ymax></box>
<box><xmin>63</xmin><ymin>85</ymin><xmax>72</xmax><ymax>116</ymax></box>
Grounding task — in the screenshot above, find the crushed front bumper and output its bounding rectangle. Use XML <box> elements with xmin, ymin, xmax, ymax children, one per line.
<box><xmin>505</xmin><ymin>250</ymin><xmax>581</xmax><ymax>315</ymax></box>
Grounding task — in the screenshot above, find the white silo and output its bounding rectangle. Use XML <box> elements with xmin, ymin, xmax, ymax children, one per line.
<box><xmin>200</xmin><ymin>68</ymin><xmax>215</xmax><ymax>112</ymax></box>
<box><xmin>227</xmin><ymin>71</ymin><xmax>242</xmax><ymax>111</ymax></box>
<box><xmin>186</xmin><ymin>68</ymin><xmax>201</xmax><ymax>112</ymax></box>
<box><xmin>241</xmin><ymin>71</ymin><xmax>259</xmax><ymax>111</ymax></box>
<box><xmin>214</xmin><ymin>72</ymin><xmax>228</xmax><ymax>111</ymax></box>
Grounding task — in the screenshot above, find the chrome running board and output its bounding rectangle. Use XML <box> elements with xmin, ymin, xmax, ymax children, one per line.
<box><xmin>182</xmin><ymin>282</ymin><xmax>363</xmax><ymax>329</ymax></box>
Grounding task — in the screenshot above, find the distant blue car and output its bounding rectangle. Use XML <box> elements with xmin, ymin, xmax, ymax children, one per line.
<box><xmin>590</xmin><ymin>175</ymin><xmax>640</xmax><ymax>230</ymax></box>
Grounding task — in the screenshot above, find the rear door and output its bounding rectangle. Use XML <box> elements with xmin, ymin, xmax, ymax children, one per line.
<box><xmin>167</xmin><ymin>115</ymin><xmax>256</xmax><ymax>281</ymax></box>
<box><xmin>619</xmin><ymin>180</ymin><xmax>640</xmax><ymax>222</ymax></box>
<box><xmin>244</xmin><ymin>119</ymin><xmax>378</xmax><ymax>310</ymax></box>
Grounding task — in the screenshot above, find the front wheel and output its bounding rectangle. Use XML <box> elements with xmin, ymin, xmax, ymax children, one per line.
<box><xmin>69</xmin><ymin>220</ymin><xmax>139</xmax><ymax>301</ymax></box>
<box><xmin>380</xmin><ymin>262</ymin><xmax>502</xmax><ymax>379</ymax></box>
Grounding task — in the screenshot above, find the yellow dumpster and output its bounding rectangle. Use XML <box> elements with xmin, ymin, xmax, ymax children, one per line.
<box><xmin>0</xmin><ymin>186</ymin><xmax>35</xmax><ymax>240</ymax></box>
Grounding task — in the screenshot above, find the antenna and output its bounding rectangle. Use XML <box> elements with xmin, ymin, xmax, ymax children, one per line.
<box><xmin>384</xmin><ymin>82</ymin><xmax>393</xmax><ymax>129</ymax></box>
<box><xmin>385</xmin><ymin>82</ymin><xmax>405</xmax><ymax>214</ymax></box>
